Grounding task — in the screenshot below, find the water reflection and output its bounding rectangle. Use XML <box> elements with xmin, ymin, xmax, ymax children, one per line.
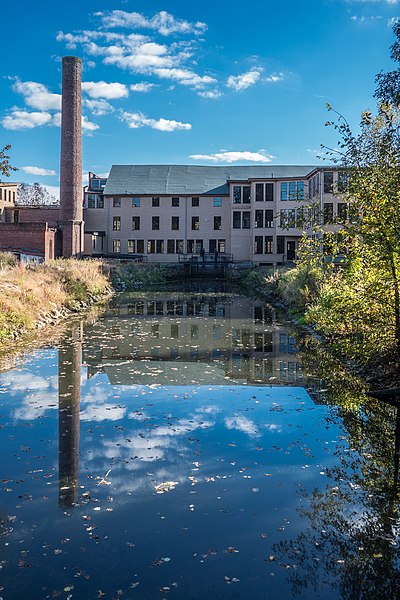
<box><xmin>2</xmin><ymin>288</ymin><xmax>400</xmax><ymax>598</ymax></box>
<box><xmin>58</xmin><ymin>326</ymin><xmax>81</xmax><ymax>506</ymax></box>
<box><xmin>83</xmin><ymin>292</ymin><xmax>302</xmax><ymax>386</ymax></box>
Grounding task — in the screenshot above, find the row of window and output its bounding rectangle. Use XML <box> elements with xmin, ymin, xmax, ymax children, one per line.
<box><xmin>87</xmin><ymin>195</ymin><xmax>223</xmax><ymax>209</ymax></box>
<box><xmin>112</xmin><ymin>239</ymin><xmax>227</xmax><ymax>254</ymax></box>
<box><xmin>112</xmin><ymin>215</ymin><xmax>223</xmax><ymax>231</ymax></box>
<box><xmin>0</xmin><ymin>189</ymin><xmax>15</xmax><ymax>203</ymax></box>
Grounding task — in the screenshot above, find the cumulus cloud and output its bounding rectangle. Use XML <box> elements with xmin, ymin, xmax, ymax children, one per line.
<box><xmin>82</xmin><ymin>80</ymin><xmax>129</xmax><ymax>99</ymax></box>
<box><xmin>130</xmin><ymin>82</ymin><xmax>156</xmax><ymax>92</ymax></box>
<box><xmin>189</xmin><ymin>150</ymin><xmax>274</xmax><ymax>163</ymax></box>
<box><xmin>95</xmin><ymin>10</ymin><xmax>207</xmax><ymax>36</ymax></box>
<box><xmin>21</xmin><ymin>166</ymin><xmax>57</xmax><ymax>176</ymax></box>
<box><xmin>225</xmin><ymin>415</ymin><xmax>259</xmax><ymax>436</ymax></box>
<box><xmin>57</xmin><ymin>16</ymin><xmax>214</xmax><ymax>92</ymax></box>
<box><xmin>197</xmin><ymin>89</ymin><xmax>223</xmax><ymax>99</ymax></box>
<box><xmin>82</xmin><ymin>115</ymin><xmax>100</xmax><ymax>131</ymax></box>
<box><xmin>265</xmin><ymin>72</ymin><xmax>285</xmax><ymax>83</ymax></box>
<box><xmin>2</xmin><ymin>110</ymin><xmax>53</xmax><ymax>130</ymax></box>
<box><xmin>12</xmin><ymin>79</ymin><xmax>62</xmax><ymax>110</ymax></box>
<box><xmin>84</xmin><ymin>98</ymin><xmax>114</xmax><ymax>116</ymax></box>
<box><xmin>121</xmin><ymin>110</ymin><xmax>191</xmax><ymax>131</ymax></box>
<box><xmin>227</xmin><ymin>67</ymin><xmax>263</xmax><ymax>91</ymax></box>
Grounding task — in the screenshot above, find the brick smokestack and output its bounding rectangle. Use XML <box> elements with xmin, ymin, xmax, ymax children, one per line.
<box><xmin>59</xmin><ymin>56</ymin><xmax>83</xmax><ymax>258</ymax></box>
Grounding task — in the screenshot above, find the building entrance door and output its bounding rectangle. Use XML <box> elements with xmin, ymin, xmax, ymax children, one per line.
<box><xmin>287</xmin><ymin>241</ymin><xmax>296</xmax><ymax>261</ymax></box>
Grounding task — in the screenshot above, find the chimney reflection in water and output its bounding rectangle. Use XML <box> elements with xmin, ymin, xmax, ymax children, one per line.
<box><xmin>58</xmin><ymin>326</ymin><xmax>82</xmax><ymax>506</ymax></box>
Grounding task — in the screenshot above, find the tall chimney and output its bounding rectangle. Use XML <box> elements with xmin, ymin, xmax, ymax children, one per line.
<box><xmin>59</xmin><ymin>56</ymin><xmax>83</xmax><ymax>258</ymax></box>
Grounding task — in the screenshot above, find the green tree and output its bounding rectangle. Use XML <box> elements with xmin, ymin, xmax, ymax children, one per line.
<box><xmin>0</xmin><ymin>145</ymin><xmax>17</xmax><ymax>180</ymax></box>
<box><xmin>293</xmin><ymin>102</ymin><xmax>400</xmax><ymax>360</ymax></box>
<box><xmin>375</xmin><ymin>20</ymin><xmax>400</xmax><ymax>105</ymax></box>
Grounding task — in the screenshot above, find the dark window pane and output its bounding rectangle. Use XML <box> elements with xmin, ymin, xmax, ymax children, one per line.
<box><xmin>255</xmin><ymin>183</ymin><xmax>264</xmax><ymax>202</ymax></box>
<box><xmin>243</xmin><ymin>186</ymin><xmax>251</xmax><ymax>204</ymax></box>
<box><xmin>242</xmin><ymin>211</ymin><xmax>251</xmax><ymax>229</ymax></box>
<box><xmin>265</xmin><ymin>183</ymin><xmax>274</xmax><ymax>202</ymax></box>
<box><xmin>324</xmin><ymin>171</ymin><xmax>333</xmax><ymax>193</ymax></box>
<box><xmin>233</xmin><ymin>211</ymin><xmax>241</xmax><ymax>229</ymax></box>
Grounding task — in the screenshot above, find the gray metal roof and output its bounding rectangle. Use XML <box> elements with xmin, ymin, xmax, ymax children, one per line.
<box><xmin>104</xmin><ymin>165</ymin><xmax>320</xmax><ymax>196</ymax></box>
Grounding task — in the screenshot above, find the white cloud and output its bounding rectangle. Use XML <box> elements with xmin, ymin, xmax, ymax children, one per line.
<box><xmin>82</xmin><ymin>80</ymin><xmax>129</xmax><ymax>99</ymax></box>
<box><xmin>350</xmin><ymin>14</ymin><xmax>383</xmax><ymax>21</ymax></box>
<box><xmin>21</xmin><ymin>166</ymin><xmax>57</xmax><ymax>176</ymax></box>
<box><xmin>84</xmin><ymin>98</ymin><xmax>114</xmax><ymax>116</ymax></box>
<box><xmin>2</xmin><ymin>110</ymin><xmax>53</xmax><ymax>130</ymax></box>
<box><xmin>44</xmin><ymin>185</ymin><xmax>60</xmax><ymax>201</ymax></box>
<box><xmin>82</xmin><ymin>115</ymin><xmax>100</xmax><ymax>132</ymax></box>
<box><xmin>388</xmin><ymin>16</ymin><xmax>399</xmax><ymax>26</ymax></box>
<box><xmin>130</xmin><ymin>82</ymin><xmax>156</xmax><ymax>92</ymax></box>
<box><xmin>265</xmin><ymin>72</ymin><xmax>285</xmax><ymax>83</ymax></box>
<box><xmin>96</xmin><ymin>10</ymin><xmax>207</xmax><ymax>36</ymax></box>
<box><xmin>189</xmin><ymin>150</ymin><xmax>274</xmax><ymax>163</ymax></box>
<box><xmin>197</xmin><ymin>90</ymin><xmax>223</xmax><ymax>99</ymax></box>
<box><xmin>12</xmin><ymin>79</ymin><xmax>62</xmax><ymax>111</ymax></box>
<box><xmin>225</xmin><ymin>415</ymin><xmax>259</xmax><ymax>436</ymax></box>
<box><xmin>227</xmin><ymin>67</ymin><xmax>263</xmax><ymax>92</ymax></box>
<box><xmin>121</xmin><ymin>110</ymin><xmax>191</xmax><ymax>131</ymax></box>
<box><xmin>154</xmin><ymin>67</ymin><xmax>216</xmax><ymax>88</ymax></box>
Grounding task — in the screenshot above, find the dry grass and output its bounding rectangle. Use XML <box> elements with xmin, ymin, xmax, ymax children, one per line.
<box><xmin>0</xmin><ymin>258</ymin><xmax>111</xmax><ymax>341</ymax></box>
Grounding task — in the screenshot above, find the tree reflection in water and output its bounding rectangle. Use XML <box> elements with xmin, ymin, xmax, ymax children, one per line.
<box><xmin>274</xmin><ymin>337</ymin><xmax>400</xmax><ymax>599</ymax></box>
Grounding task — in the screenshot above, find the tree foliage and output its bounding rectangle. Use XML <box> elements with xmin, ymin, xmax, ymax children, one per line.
<box><xmin>17</xmin><ymin>182</ymin><xmax>58</xmax><ymax>206</ymax></box>
<box><xmin>375</xmin><ymin>20</ymin><xmax>400</xmax><ymax>105</ymax></box>
<box><xmin>0</xmin><ymin>145</ymin><xmax>17</xmax><ymax>180</ymax></box>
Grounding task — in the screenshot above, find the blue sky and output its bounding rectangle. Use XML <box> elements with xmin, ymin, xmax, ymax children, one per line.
<box><xmin>1</xmin><ymin>0</ymin><xmax>399</xmax><ymax>197</ymax></box>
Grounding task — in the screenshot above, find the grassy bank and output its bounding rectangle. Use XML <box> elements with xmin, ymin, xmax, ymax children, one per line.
<box><xmin>0</xmin><ymin>254</ymin><xmax>112</xmax><ymax>343</ymax></box>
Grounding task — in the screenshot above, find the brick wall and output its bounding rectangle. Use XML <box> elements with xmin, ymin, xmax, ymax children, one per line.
<box><xmin>0</xmin><ymin>222</ymin><xmax>59</xmax><ymax>260</ymax></box>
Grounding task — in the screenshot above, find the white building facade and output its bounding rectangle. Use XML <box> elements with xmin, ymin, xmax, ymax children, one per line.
<box><xmin>83</xmin><ymin>165</ymin><xmax>346</xmax><ymax>265</ymax></box>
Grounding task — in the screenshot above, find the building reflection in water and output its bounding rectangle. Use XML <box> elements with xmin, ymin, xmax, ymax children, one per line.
<box><xmin>83</xmin><ymin>293</ymin><xmax>303</xmax><ymax>386</ymax></box>
<box><xmin>58</xmin><ymin>325</ymin><xmax>82</xmax><ymax>506</ymax></box>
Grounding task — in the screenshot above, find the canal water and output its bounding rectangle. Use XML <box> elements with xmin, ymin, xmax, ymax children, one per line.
<box><xmin>0</xmin><ymin>286</ymin><xmax>399</xmax><ymax>599</ymax></box>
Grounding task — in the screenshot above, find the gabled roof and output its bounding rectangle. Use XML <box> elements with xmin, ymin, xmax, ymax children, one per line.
<box><xmin>104</xmin><ymin>165</ymin><xmax>320</xmax><ymax>196</ymax></box>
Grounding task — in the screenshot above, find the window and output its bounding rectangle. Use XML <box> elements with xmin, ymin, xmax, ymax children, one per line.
<box><xmin>214</xmin><ymin>216</ymin><xmax>221</xmax><ymax>230</ymax></box>
<box><xmin>288</xmin><ymin>209</ymin><xmax>296</xmax><ymax>227</ymax></box>
<box><xmin>176</xmin><ymin>240</ymin><xmax>184</xmax><ymax>253</ymax></box>
<box><xmin>324</xmin><ymin>203</ymin><xmax>334</xmax><ymax>224</ymax></box>
<box><xmin>289</xmin><ymin>181</ymin><xmax>304</xmax><ymax>200</ymax></box>
<box><xmin>87</xmin><ymin>194</ymin><xmax>96</xmax><ymax>208</ymax></box>
<box><xmin>96</xmin><ymin>195</ymin><xmax>104</xmax><ymax>209</ymax></box>
<box><xmin>91</xmin><ymin>179</ymin><xmax>100</xmax><ymax>189</ymax></box>
<box><xmin>147</xmin><ymin>240</ymin><xmax>155</xmax><ymax>253</ymax></box>
<box><xmin>172</xmin><ymin>197</ymin><xmax>179</xmax><ymax>207</ymax></box>
<box><xmin>195</xmin><ymin>240</ymin><xmax>203</xmax><ymax>254</ymax></box>
<box><xmin>337</xmin><ymin>203</ymin><xmax>347</xmax><ymax>222</ymax></box>
<box><xmin>213</xmin><ymin>197</ymin><xmax>222</xmax><ymax>207</ymax></box>
<box><xmin>209</xmin><ymin>239</ymin><xmax>216</xmax><ymax>253</ymax></box>
<box><xmin>192</xmin><ymin>216</ymin><xmax>200</xmax><ymax>230</ymax></box>
<box><xmin>152</xmin><ymin>216</ymin><xmax>160</xmax><ymax>230</ymax></box>
<box><xmin>218</xmin><ymin>239</ymin><xmax>226</xmax><ymax>253</ymax></box>
<box><xmin>324</xmin><ymin>172</ymin><xmax>333</xmax><ymax>193</ymax></box>
<box><xmin>255</xmin><ymin>210</ymin><xmax>264</xmax><ymax>228</ymax></box>
<box><xmin>100</xmin><ymin>179</ymin><xmax>107</xmax><ymax>188</ymax></box>
<box><xmin>338</xmin><ymin>172</ymin><xmax>348</xmax><ymax>192</ymax></box>
<box><xmin>167</xmin><ymin>239</ymin><xmax>175</xmax><ymax>254</ymax></box>
<box><xmin>171</xmin><ymin>324</ymin><xmax>179</xmax><ymax>339</ymax></box>
<box><xmin>137</xmin><ymin>240</ymin><xmax>144</xmax><ymax>254</ymax></box>
<box><xmin>280</xmin><ymin>209</ymin><xmax>288</xmax><ymax>228</ymax></box>
<box><xmin>171</xmin><ymin>216</ymin><xmax>179</xmax><ymax>230</ymax></box>
<box><xmin>255</xmin><ymin>183</ymin><xmax>264</xmax><ymax>202</ymax></box>
<box><xmin>152</xmin><ymin>197</ymin><xmax>160</xmax><ymax>207</ymax></box>
<box><xmin>113</xmin><ymin>216</ymin><xmax>121</xmax><ymax>231</ymax></box>
<box><xmin>128</xmin><ymin>240</ymin><xmax>135</xmax><ymax>253</ymax></box>
<box><xmin>187</xmin><ymin>239</ymin><xmax>194</xmax><ymax>253</ymax></box>
<box><xmin>277</xmin><ymin>236</ymin><xmax>285</xmax><ymax>254</ymax></box>
<box><xmin>233</xmin><ymin>186</ymin><xmax>241</xmax><ymax>204</ymax></box>
<box><xmin>265</xmin><ymin>209</ymin><xmax>274</xmax><ymax>228</ymax></box>
<box><xmin>242</xmin><ymin>211</ymin><xmax>251</xmax><ymax>229</ymax></box>
<box><xmin>192</xmin><ymin>197</ymin><xmax>199</xmax><ymax>207</ymax></box>
<box><xmin>243</xmin><ymin>186</ymin><xmax>251</xmax><ymax>204</ymax></box>
<box><xmin>254</xmin><ymin>236</ymin><xmax>263</xmax><ymax>254</ymax></box>
<box><xmin>113</xmin><ymin>239</ymin><xmax>121</xmax><ymax>253</ymax></box>
<box><xmin>265</xmin><ymin>236</ymin><xmax>273</xmax><ymax>254</ymax></box>
<box><xmin>265</xmin><ymin>182</ymin><xmax>274</xmax><ymax>202</ymax></box>
<box><xmin>113</xmin><ymin>197</ymin><xmax>121</xmax><ymax>208</ymax></box>
<box><xmin>12</xmin><ymin>191</ymin><xmax>16</xmax><ymax>202</ymax></box>
<box><xmin>233</xmin><ymin>211</ymin><xmax>241</xmax><ymax>229</ymax></box>
<box><xmin>281</xmin><ymin>182</ymin><xmax>288</xmax><ymax>201</ymax></box>
<box><xmin>132</xmin><ymin>198</ymin><xmax>140</xmax><ymax>207</ymax></box>
<box><xmin>156</xmin><ymin>240</ymin><xmax>164</xmax><ymax>253</ymax></box>
<box><xmin>132</xmin><ymin>216</ymin><xmax>140</xmax><ymax>230</ymax></box>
